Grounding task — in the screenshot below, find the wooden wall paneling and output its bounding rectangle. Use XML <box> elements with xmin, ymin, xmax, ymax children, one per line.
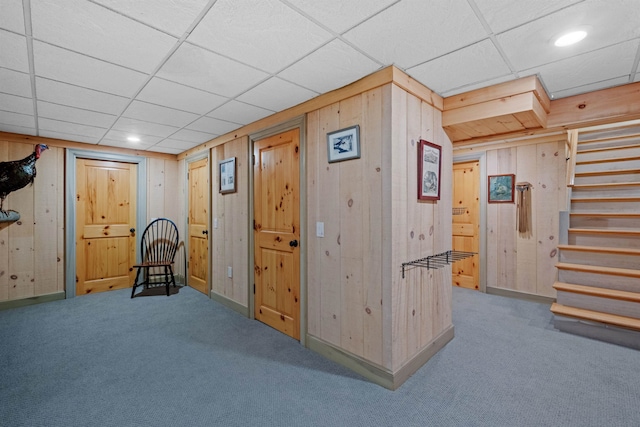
<box><xmin>515</xmin><ymin>145</ymin><xmax>538</xmax><ymax>294</ymax></box>
<box><xmin>339</xmin><ymin>94</ymin><xmax>365</xmax><ymax>356</ymax></box>
<box><xmin>535</xmin><ymin>141</ymin><xmax>562</xmax><ymax>297</ymax></box>
<box><xmin>56</xmin><ymin>148</ymin><xmax>64</xmax><ymax>292</ymax></box>
<box><xmin>212</xmin><ymin>146</ymin><xmax>224</xmax><ymax>297</ymax></box>
<box><xmin>0</xmin><ymin>142</ymin><xmax>8</xmax><ymax>300</ymax></box>
<box><xmin>223</xmin><ymin>146</ymin><xmax>234</xmax><ymax>300</ymax></box>
<box><xmin>231</xmin><ymin>137</ymin><xmax>249</xmax><ymax>305</ymax></box>
<box><xmin>147</xmin><ymin>158</ymin><xmax>165</xmax><ymax>220</ymax></box>
<box><xmin>496</xmin><ymin>148</ymin><xmax>517</xmax><ymax>290</ymax></box>
<box><xmin>34</xmin><ymin>145</ymin><xmax>59</xmax><ymax>296</ymax></box>
<box><xmin>306</xmin><ymin>110</ymin><xmax>321</xmax><ymax>337</ymax></box>
<box><xmin>485</xmin><ymin>150</ymin><xmax>498</xmax><ymax>288</ymax></box>
<box><xmin>362</xmin><ymin>87</ymin><xmax>384</xmax><ymax>365</ymax></box>
<box><xmin>8</xmin><ymin>142</ymin><xmax>35</xmax><ymax>299</ymax></box>
<box><xmin>162</xmin><ymin>159</ymin><xmax>183</xmax><ymax>279</ymax></box>
<box><xmin>318</xmin><ymin>102</ymin><xmax>342</xmax><ymax>347</ymax></box>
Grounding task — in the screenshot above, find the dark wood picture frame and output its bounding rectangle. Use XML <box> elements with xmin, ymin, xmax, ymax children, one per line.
<box><xmin>219</xmin><ymin>157</ymin><xmax>236</xmax><ymax>194</ymax></box>
<box><xmin>488</xmin><ymin>174</ymin><xmax>515</xmax><ymax>203</ymax></box>
<box><xmin>418</xmin><ymin>139</ymin><xmax>441</xmax><ymax>201</ymax></box>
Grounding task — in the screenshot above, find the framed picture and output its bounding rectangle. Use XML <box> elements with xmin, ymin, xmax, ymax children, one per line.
<box><xmin>327</xmin><ymin>125</ymin><xmax>360</xmax><ymax>163</ymax></box>
<box><xmin>219</xmin><ymin>157</ymin><xmax>236</xmax><ymax>194</ymax></box>
<box><xmin>418</xmin><ymin>139</ymin><xmax>441</xmax><ymax>201</ymax></box>
<box><xmin>488</xmin><ymin>174</ymin><xmax>515</xmax><ymax>203</ymax></box>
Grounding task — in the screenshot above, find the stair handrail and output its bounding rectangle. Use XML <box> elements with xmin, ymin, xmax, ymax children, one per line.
<box><xmin>565</xmin><ymin>129</ymin><xmax>579</xmax><ymax>210</ymax></box>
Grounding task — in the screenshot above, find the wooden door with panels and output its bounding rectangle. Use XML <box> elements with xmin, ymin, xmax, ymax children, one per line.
<box><xmin>188</xmin><ymin>157</ymin><xmax>209</xmax><ymax>295</ymax></box>
<box><xmin>76</xmin><ymin>159</ymin><xmax>137</xmax><ymax>295</ymax></box>
<box><xmin>452</xmin><ymin>161</ymin><xmax>480</xmax><ymax>290</ymax></box>
<box><xmin>254</xmin><ymin>128</ymin><xmax>301</xmax><ymax>340</ymax></box>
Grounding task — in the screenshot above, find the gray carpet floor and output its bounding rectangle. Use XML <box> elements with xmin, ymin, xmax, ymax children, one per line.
<box><xmin>1</xmin><ymin>285</ymin><xmax>638</xmax><ymax>427</ymax></box>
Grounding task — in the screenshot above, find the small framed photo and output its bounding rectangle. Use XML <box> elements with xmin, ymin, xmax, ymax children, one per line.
<box><xmin>418</xmin><ymin>139</ymin><xmax>441</xmax><ymax>201</ymax></box>
<box><xmin>219</xmin><ymin>157</ymin><xmax>236</xmax><ymax>194</ymax></box>
<box><xmin>327</xmin><ymin>125</ymin><xmax>360</xmax><ymax>163</ymax></box>
<box><xmin>488</xmin><ymin>174</ymin><xmax>515</xmax><ymax>203</ymax></box>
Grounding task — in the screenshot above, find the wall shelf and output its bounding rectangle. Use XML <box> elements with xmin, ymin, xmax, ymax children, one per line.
<box><xmin>402</xmin><ymin>250</ymin><xmax>476</xmax><ymax>278</ymax></box>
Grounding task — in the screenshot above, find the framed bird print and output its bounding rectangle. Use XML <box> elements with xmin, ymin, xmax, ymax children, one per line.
<box><xmin>488</xmin><ymin>174</ymin><xmax>515</xmax><ymax>203</ymax></box>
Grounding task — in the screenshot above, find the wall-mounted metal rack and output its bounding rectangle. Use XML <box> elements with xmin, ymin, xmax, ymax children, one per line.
<box><xmin>401</xmin><ymin>250</ymin><xmax>476</xmax><ymax>278</ymax></box>
<box><xmin>452</xmin><ymin>207</ymin><xmax>467</xmax><ymax>216</ymax></box>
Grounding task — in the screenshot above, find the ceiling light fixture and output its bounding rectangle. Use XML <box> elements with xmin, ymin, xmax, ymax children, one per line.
<box><xmin>127</xmin><ymin>136</ymin><xmax>140</xmax><ymax>143</ymax></box>
<box><xmin>554</xmin><ymin>30</ymin><xmax>587</xmax><ymax>47</ymax></box>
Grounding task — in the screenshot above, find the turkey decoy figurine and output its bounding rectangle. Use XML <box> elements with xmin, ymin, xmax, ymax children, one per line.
<box><xmin>0</xmin><ymin>143</ymin><xmax>49</xmax><ymax>215</ymax></box>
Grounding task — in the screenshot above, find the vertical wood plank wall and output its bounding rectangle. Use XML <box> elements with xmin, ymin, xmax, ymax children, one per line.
<box><xmin>485</xmin><ymin>140</ymin><xmax>566</xmax><ymax>298</ymax></box>
<box><xmin>0</xmin><ymin>139</ymin><xmax>180</xmax><ymax>303</ymax></box>
<box><xmin>210</xmin><ymin>137</ymin><xmax>249</xmax><ymax>308</ymax></box>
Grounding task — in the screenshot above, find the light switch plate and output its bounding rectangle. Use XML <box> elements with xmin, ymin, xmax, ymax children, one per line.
<box><xmin>227</xmin><ymin>266</ymin><xmax>232</xmax><ymax>278</ymax></box>
<box><xmin>214</xmin><ymin>218</ymin><xmax>218</xmax><ymax>229</ymax></box>
<box><xmin>316</xmin><ymin>222</ymin><xmax>324</xmax><ymax>238</ymax></box>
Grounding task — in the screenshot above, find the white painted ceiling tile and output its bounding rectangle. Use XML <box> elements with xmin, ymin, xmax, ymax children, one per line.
<box><xmin>523</xmin><ymin>40</ymin><xmax>637</xmax><ymax>96</ymax></box>
<box><xmin>170</xmin><ymin>128</ymin><xmax>216</xmax><ymax>144</ymax></box>
<box><xmin>497</xmin><ymin>1</ymin><xmax>640</xmax><ymax>71</ymax></box>
<box><xmin>344</xmin><ymin>0</ymin><xmax>487</xmax><ymax>69</ymax></box>
<box><xmin>187</xmin><ymin>0</ymin><xmax>332</xmax><ymax>73</ymax></box>
<box><xmin>187</xmin><ymin>116</ymin><xmax>240</xmax><ymax>135</ymax></box>
<box><xmin>0</xmin><ymin>30</ymin><xmax>29</xmax><ymax>72</ymax></box>
<box><xmin>156</xmin><ymin>139</ymin><xmax>200</xmax><ymax>150</ymax></box>
<box><xmin>33</xmin><ymin>41</ymin><xmax>147</xmax><ymax>97</ymax></box>
<box><xmin>37</xmin><ymin>101</ymin><xmax>117</xmax><ymax>128</ymax></box>
<box><xmin>35</xmin><ymin>77</ymin><xmax>129</xmax><ymax>115</ymax></box>
<box><xmin>440</xmin><ymin>75</ymin><xmax>516</xmax><ymax>98</ymax></box>
<box><xmin>0</xmin><ymin>0</ymin><xmax>25</xmax><ymax>34</ymax></box>
<box><xmin>278</xmin><ymin>39</ymin><xmax>381</xmax><ymax>94</ymax></box>
<box><xmin>112</xmin><ymin>117</ymin><xmax>180</xmax><ymax>138</ymax></box>
<box><xmin>0</xmin><ymin>124</ymin><xmax>36</xmax><ymax>136</ymax></box>
<box><xmin>38</xmin><ymin>118</ymin><xmax>107</xmax><ymax>139</ymax></box>
<box><xmin>147</xmin><ymin>145</ymin><xmax>183</xmax><ymax>154</ymax></box>
<box><xmin>407</xmin><ymin>40</ymin><xmax>511</xmax><ymax>94</ymax></box>
<box><xmin>102</xmin><ymin>129</ymin><xmax>163</xmax><ymax>145</ymax></box>
<box><xmin>99</xmin><ymin>137</ymin><xmax>156</xmax><ymax>150</ymax></box>
<box><xmin>473</xmin><ymin>0</ymin><xmax>583</xmax><ymax>34</ymax></box>
<box><xmin>31</xmin><ymin>0</ymin><xmax>176</xmax><ymax>73</ymax></box>
<box><xmin>237</xmin><ymin>77</ymin><xmax>318</xmax><ymax>112</ymax></box>
<box><xmin>157</xmin><ymin>43</ymin><xmax>269</xmax><ymax>98</ymax></box>
<box><xmin>0</xmin><ymin>111</ymin><xmax>34</xmax><ymax>128</ymax></box>
<box><xmin>207</xmin><ymin>101</ymin><xmax>274</xmax><ymax>125</ymax></box>
<box><xmin>635</xmin><ymin>73</ymin><xmax>640</xmax><ymax>83</ymax></box>
<box><xmin>91</xmin><ymin>0</ymin><xmax>209</xmax><ymax>37</ymax></box>
<box><xmin>550</xmin><ymin>76</ymin><xmax>631</xmax><ymax>99</ymax></box>
<box><xmin>285</xmin><ymin>0</ymin><xmax>398</xmax><ymax>34</ymax></box>
<box><xmin>122</xmin><ymin>100</ymin><xmax>199</xmax><ymax>128</ymax></box>
<box><xmin>0</xmin><ymin>93</ymin><xmax>33</xmax><ymax>115</ymax></box>
<box><xmin>0</xmin><ymin>68</ymin><xmax>32</xmax><ymax>98</ymax></box>
<box><xmin>39</xmin><ymin>130</ymin><xmax>100</xmax><ymax>144</ymax></box>
<box><xmin>137</xmin><ymin>78</ymin><xmax>227</xmax><ymax>115</ymax></box>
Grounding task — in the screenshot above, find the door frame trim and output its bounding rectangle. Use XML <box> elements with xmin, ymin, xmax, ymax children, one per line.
<box><xmin>65</xmin><ymin>149</ymin><xmax>147</xmax><ymax>298</ymax></box>
<box><xmin>452</xmin><ymin>153</ymin><xmax>487</xmax><ymax>293</ymax></box>
<box><xmin>249</xmin><ymin>115</ymin><xmax>306</xmax><ymax>345</ymax></box>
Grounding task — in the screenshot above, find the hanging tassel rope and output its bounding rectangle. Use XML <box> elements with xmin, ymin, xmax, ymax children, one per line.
<box><xmin>516</xmin><ymin>182</ymin><xmax>533</xmax><ymax>238</ymax></box>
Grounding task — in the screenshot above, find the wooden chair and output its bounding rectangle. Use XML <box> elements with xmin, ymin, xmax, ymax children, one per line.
<box><xmin>131</xmin><ymin>218</ymin><xmax>179</xmax><ymax>298</ymax></box>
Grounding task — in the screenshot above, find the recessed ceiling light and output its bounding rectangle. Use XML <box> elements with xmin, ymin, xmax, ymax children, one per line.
<box><xmin>554</xmin><ymin>30</ymin><xmax>587</xmax><ymax>47</ymax></box>
<box><xmin>127</xmin><ymin>136</ymin><xmax>140</xmax><ymax>143</ymax></box>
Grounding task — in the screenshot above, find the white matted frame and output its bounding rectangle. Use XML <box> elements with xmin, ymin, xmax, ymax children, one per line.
<box><xmin>327</xmin><ymin>125</ymin><xmax>360</xmax><ymax>163</ymax></box>
<box><xmin>219</xmin><ymin>157</ymin><xmax>236</xmax><ymax>194</ymax></box>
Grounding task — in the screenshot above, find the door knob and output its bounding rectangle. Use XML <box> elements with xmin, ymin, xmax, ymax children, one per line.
<box><xmin>289</xmin><ymin>239</ymin><xmax>298</xmax><ymax>247</ymax></box>
<box><xmin>202</xmin><ymin>230</ymin><xmax>208</xmax><ymax>235</ymax></box>
<box><xmin>130</xmin><ymin>228</ymin><xmax>135</xmax><ymax>233</ymax></box>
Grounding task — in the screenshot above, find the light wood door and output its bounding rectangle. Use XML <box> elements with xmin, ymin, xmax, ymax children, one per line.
<box><xmin>254</xmin><ymin>129</ymin><xmax>300</xmax><ymax>340</ymax></box>
<box><xmin>76</xmin><ymin>159</ymin><xmax>137</xmax><ymax>295</ymax></box>
<box><xmin>452</xmin><ymin>161</ymin><xmax>480</xmax><ymax>290</ymax></box>
<box><xmin>188</xmin><ymin>158</ymin><xmax>209</xmax><ymax>295</ymax></box>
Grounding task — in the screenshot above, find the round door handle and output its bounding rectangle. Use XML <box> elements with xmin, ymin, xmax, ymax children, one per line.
<box><xmin>130</xmin><ymin>228</ymin><xmax>135</xmax><ymax>233</ymax></box>
<box><xmin>202</xmin><ymin>230</ymin><xmax>209</xmax><ymax>235</ymax></box>
<box><xmin>289</xmin><ymin>239</ymin><xmax>298</xmax><ymax>247</ymax></box>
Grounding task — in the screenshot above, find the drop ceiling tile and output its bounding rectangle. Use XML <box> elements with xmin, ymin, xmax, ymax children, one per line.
<box><xmin>92</xmin><ymin>0</ymin><xmax>208</xmax><ymax>37</ymax></box>
<box><xmin>343</xmin><ymin>0</ymin><xmax>487</xmax><ymax>69</ymax></box>
<box><xmin>170</xmin><ymin>128</ymin><xmax>216</xmax><ymax>144</ymax></box>
<box><xmin>207</xmin><ymin>101</ymin><xmax>274</xmax><ymax>125</ymax></box>
<box><xmin>35</xmin><ymin>77</ymin><xmax>129</xmax><ymax>115</ymax></box>
<box><xmin>285</xmin><ymin>0</ymin><xmax>398</xmax><ymax>34</ymax></box>
<box><xmin>0</xmin><ymin>111</ymin><xmax>34</xmax><ymax>128</ymax></box>
<box><xmin>0</xmin><ymin>30</ymin><xmax>29</xmax><ymax>73</ymax></box>
<box><xmin>137</xmin><ymin>77</ymin><xmax>227</xmax><ymax>115</ymax></box>
<box><xmin>102</xmin><ymin>129</ymin><xmax>162</xmax><ymax>145</ymax></box>
<box><xmin>407</xmin><ymin>39</ymin><xmax>511</xmax><ymax>95</ymax></box>
<box><xmin>550</xmin><ymin>76</ymin><xmax>631</xmax><ymax>99</ymax></box>
<box><xmin>278</xmin><ymin>39</ymin><xmax>381</xmax><ymax>94</ymax></box>
<box><xmin>38</xmin><ymin>130</ymin><xmax>100</xmax><ymax>144</ymax></box>
<box><xmin>33</xmin><ymin>41</ymin><xmax>147</xmax><ymax>97</ymax></box>
<box><xmin>187</xmin><ymin>116</ymin><xmax>240</xmax><ymax>135</ymax></box>
<box><xmin>187</xmin><ymin>0</ymin><xmax>332</xmax><ymax>73</ymax></box>
<box><xmin>0</xmin><ymin>0</ymin><xmax>25</xmax><ymax>34</ymax></box>
<box><xmin>99</xmin><ymin>137</ymin><xmax>156</xmax><ymax>150</ymax></box>
<box><xmin>523</xmin><ymin>40</ymin><xmax>637</xmax><ymax>96</ymax></box>
<box><xmin>237</xmin><ymin>77</ymin><xmax>318</xmax><ymax>112</ymax></box>
<box><xmin>38</xmin><ymin>118</ymin><xmax>107</xmax><ymax>139</ymax></box>
<box><xmin>497</xmin><ymin>1</ymin><xmax>640</xmax><ymax>71</ymax></box>
<box><xmin>0</xmin><ymin>124</ymin><xmax>36</xmax><ymax>136</ymax></box>
<box><xmin>0</xmin><ymin>93</ymin><xmax>33</xmax><ymax>115</ymax></box>
<box><xmin>156</xmin><ymin>139</ymin><xmax>200</xmax><ymax>150</ymax></box>
<box><xmin>635</xmin><ymin>73</ymin><xmax>640</xmax><ymax>83</ymax></box>
<box><xmin>31</xmin><ymin>0</ymin><xmax>176</xmax><ymax>73</ymax></box>
<box><xmin>37</xmin><ymin>101</ymin><xmax>117</xmax><ymax>128</ymax></box>
<box><xmin>473</xmin><ymin>0</ymin><xmax>583</xmax><ymax>34</ymax></box>
<box><xmin>0</xmin><ymin>68</ymin><xmax>32</xmax><ymax>98</ymax></box>
<box><xmin>440</xmin><ymin>74</ymin><xmax>515</xmax><ymax>98</ymax></box>
<box><xmin>157</xmin><ymin>43</ymin><xmax>269</xmax><ymax>98</ymax></box>
<box><xmin>122</xmin><ymin>100</ymin><xmax>199</xmax><ymax>128</ymax></box>
<box><xmin>112</xmin><ymin>117</ymin><xmax>180</xmax><ymax>138</ymax></box>
<box><xmin>147</xmin><ymin>145</ymin><xmax>183</xmax><ymax>155</ymax></box>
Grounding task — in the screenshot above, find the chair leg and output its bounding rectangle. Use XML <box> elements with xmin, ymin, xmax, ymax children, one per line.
<box><xmin>131</xmin><ymin>267</ymin><xmax>142</xmax><ymax>298</ymax></box>
<box><xmin>164</xmin><ymin>266</ymin><xmax>170</xmax><ymax>296</ymax></box>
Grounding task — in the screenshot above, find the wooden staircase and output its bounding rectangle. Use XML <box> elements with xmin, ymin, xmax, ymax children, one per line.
<box><xmin>551</xmin><ymin>126</ymin><xmax>640</xmax><ymax>350</ymax></box>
